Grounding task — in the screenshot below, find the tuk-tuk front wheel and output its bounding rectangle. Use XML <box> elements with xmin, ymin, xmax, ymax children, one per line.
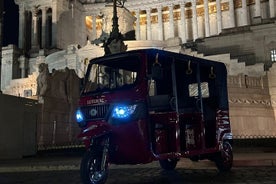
<box><xmin>159</xmin><ymin>158</ymin><xmax>178</xmax><ymax>170</ymax></box>
<box><xmin>80</xmin><ymin>147</ymin><xmax>109</xmax><ymax>184</ymax></box>
<box><xmin>215</xmin><ymin>141</ymin><xmax>233</xmax><ymax>172</ymax></box>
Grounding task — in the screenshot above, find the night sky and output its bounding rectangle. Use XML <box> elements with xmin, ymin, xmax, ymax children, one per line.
<box><xmin>3</xmin><ymin>0</ymin><xmax>19</xmax><ymax>47</ymax></box>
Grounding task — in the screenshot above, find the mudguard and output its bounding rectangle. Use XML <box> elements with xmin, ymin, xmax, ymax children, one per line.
<box><xmin>78</xmin><ymin>121</ymin><xmax>111</xmax><ymax>148</ymax></box>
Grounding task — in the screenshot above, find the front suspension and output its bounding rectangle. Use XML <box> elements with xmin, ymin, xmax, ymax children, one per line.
<box><xmin>101</xmin><ymin>137</ymin><xmax>109</xmax><ymax>171</ymax></box>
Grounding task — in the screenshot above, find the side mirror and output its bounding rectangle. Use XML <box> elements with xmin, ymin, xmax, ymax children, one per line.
<box><xmin>151</xmin><ymin>63</ymin><xmax>163</xmax><ymax>80</ymax></box>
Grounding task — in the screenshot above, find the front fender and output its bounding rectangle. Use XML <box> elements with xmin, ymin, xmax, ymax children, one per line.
<box><xmin>78</xmin><ymin>122</ymin><xmax>111</xmax><ymax>148</ymax></box>
<box><xmin>222</xmin><ymin>132</ymin><xmax>233</xmax><ymax>145</ymax></box>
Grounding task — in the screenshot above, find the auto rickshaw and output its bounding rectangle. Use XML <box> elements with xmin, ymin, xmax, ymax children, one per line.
<box><xmin>76</xmin><ymin>48</ymin><xmax>233</xmax><ymax>184</ymax></box>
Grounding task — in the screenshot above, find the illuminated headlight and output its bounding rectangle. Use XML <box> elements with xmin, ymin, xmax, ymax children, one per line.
<box><xmin>112</xmin><ymin>104</ymin><xmax>137</xmax><ymax>119</ymax></box>
<box><xmin>76</xmin><ymin>109</ymin><xmax>85</xmax><ymax>123</ymax></box>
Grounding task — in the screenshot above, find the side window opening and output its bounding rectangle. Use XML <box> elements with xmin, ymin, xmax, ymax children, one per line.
<box><xmin>147</xmin><ymin>54</ymin><xmax>173</xmax><ymax>111</ymax></box>
<box><xmin>188</xmin><ymin>82</ymin><xmax>210</xmax><ymax>98</ymax></box>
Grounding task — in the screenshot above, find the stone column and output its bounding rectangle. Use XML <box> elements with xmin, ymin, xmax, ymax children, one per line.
<box><xmin>180</xmin><ymin>3</ymin><xmax>187</xmax><ymax>43</ymax></box>
<box><xmin>41</xmin><ymin>7</ymin><xmax>47</xmax><ymax>48</ymax></box>
<box><xmin>269</xmin><ymin>0</ymin><xmax>275</xmax><ymax>18</ymax></box>
<box><xmin>255</xmin><ymin>0</ymin><xmax>261</xmax><ymax>17</ymax></box>
<box><xmin>204</xmin><ymin>0</ymin><xmax>210</xmax><ymax>37</ymax></box>
<box><xmin>18</xmin><ymin>6</ymin><xmax>25</xmax><ymax>49</ymax></box>
<box><xmin>31</xmin><ymin>8</ymin><xmax>39</xmax><ymax>50</ymax></box>
<box><xmin>157</xmin><ymin>6</ymin><xmax>164</xmax><ymax>41</ymax></box>
<box><xmin>242</xmin><ymin>0</ymin><xmax>248</xmax><ymax>25</ymax></box>
<box><xmin>92</xmin><ymin>15</ymin><xmax>97</xmax><ymax>40</ymax></box>
<box><xmin>229</xmin><ymin>0</ymin><xmax>235</xmax><ymax>28</ymax></box>
<box><xmin>192</xmin><ymin>1</ymin><xmax>198</xmax><ymax>40</ymax></box>
<box><xmin>51</xmin><ymin>2</ymin><xmax>57</xmax><ymax>48</ymax></box>
<box><xmin>168</xmin><ymin>4</ymin><xmax>175</xmax><ymax>37</ymax></box>
<box><xmin>216</xmin><ymin>0</ymin><xmax>222</xmax><ymax>34</ymax></box>
<box><xmin>146</xmin><ymin>8</ymin><xmax>152</xmax><ymax>40</ymax></box>
<box><xmin>135</xmin><ymin>9</ymin><xmax>141</xmax><ymax>40</ymax></box>
<box><xmin>18</xmin><ymin>55</ymin><xmax>28</xmax><ymax>78</ymax></box>
<box><xmin>80</xmin><ymin>14</ymin><xmax>87</xmax><ymax>46</ymax></box>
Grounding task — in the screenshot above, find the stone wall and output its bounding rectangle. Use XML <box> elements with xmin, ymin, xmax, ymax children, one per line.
<box><xmin>200</xmin><ymin>50</ymin><xmax>276</xmax><ymax>138</ymax></box>
<box><xmin>228</xmin><ymin>74</ymin><xmax>276</xmax><ymax>138</ymax></box>
<box><xmin>1</xmin><ymin>45</ymin><xmax>21</xmax><ymax>91</ymax></box>
<box><xmin>2</xmin><ymin>62</ymin><xmax>82</xmax><ymax>150</ymax></box>
<box><xmin>36</xmin><ymin>66</ymin><xmax>81</xmax><ymax>149</ymax></box>
<box><xmin>0</xmin><ymin>94</ymin><xmax>39</xmax><ymax>159</ymax></box>
<box><xmin>267</xmin><ymin>63</ymin><xmax>276</xmax><ymax>121</ymax></box>
<box><xmin>37</xmin><ymin>96</ymin><xmax>81</xmax><ymax>149</ymax></box>
<box><xmin>2</xmin><ymin>73</ymin><xmax>38</xmax><ymax>97</ymax></box>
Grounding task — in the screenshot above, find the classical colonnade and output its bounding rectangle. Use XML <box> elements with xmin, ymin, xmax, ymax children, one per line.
<box><xmin>17</xmin><ymin>5</ymin><xmax>57</xmax><ymax>52</ymax></box>
<box><xmin>133</xmin><ymin>1</ymin><xmax>221</xmax><ymax>42</ymax></box>
<box><xmin>16</xmin><ymin>0</ymin><xmax>276</xmax><ymax>50</ymax></box>
<box><xmin>88</xmin><ymin>0</ymin><xmax>276</xmax><ymax>43</ymax></box>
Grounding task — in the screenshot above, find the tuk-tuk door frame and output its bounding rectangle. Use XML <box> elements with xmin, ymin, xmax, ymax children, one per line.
<box><xmin>171</xmin><ymin>58</ymin><xmax>181</xmax><ymax>153</ymax></box>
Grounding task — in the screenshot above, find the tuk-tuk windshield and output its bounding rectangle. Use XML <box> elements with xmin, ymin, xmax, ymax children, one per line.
<box><xmin>83</xmin><ymin>55</ymin><xmax>140</xmax><ymax>94</ymax></box>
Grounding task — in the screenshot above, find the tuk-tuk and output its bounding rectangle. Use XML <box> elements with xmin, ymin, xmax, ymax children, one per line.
<box><xmin>76</xmin><ymin>49</ymin><xmax>233</xmax><ymax>184</ymax></box>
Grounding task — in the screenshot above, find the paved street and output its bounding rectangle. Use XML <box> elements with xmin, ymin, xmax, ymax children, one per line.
<box><xmin>1</xmin><ymin>166</ymin><xmax>276</xmax><ymax>184</ymax></box>
<box><xmin>1</xmin><ymin>147</ymin><xmax>276</xmax><ymax>184</ymax></box>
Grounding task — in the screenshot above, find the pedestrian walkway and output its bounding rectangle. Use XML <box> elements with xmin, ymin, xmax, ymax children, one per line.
<box><xmin>232</xmin><ymin>147</ymin><xmax>276</xmax><ymax>167</ymax></box>
<box><xmin>0</xmin><ymin>148</ymin><xmax>275</xmax><ymax>173</ymax></box>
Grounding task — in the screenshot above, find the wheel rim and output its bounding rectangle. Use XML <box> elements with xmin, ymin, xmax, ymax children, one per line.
<box><xmin>88</xmin><ymin>157</ymin><xmax>105</xmax><ymax>183</ymax></box>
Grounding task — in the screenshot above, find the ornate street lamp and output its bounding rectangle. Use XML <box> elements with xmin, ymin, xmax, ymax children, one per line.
<box><xmin>103</xmin><ymin>0</ymin><xmax>127</xmax><ymax>55</ymax></box>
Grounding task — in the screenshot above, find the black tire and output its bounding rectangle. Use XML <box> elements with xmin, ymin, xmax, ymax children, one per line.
<box><xmin>80</xmin><ymin>147</ymin><xmax>108</xmax><ymax>184</ymax></box>
<box><xmin>215</xmin><ymin>141</ymin><xmax>233</xmax><ymax>172</ymax></box>
<box><xmin>159</xmin><ymin>158</ymin><xmax>178</xmax><ymax>170</ymax></box>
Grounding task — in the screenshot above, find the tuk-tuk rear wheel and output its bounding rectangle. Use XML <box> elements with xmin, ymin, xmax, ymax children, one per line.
<box><xmin>215</xmin><ymin>141</ymin><xmax>233</xmax><ymax>172</ymax></box>
<box><xmin>159</xmin><ymin>158</ymin><xmax>178</xmax><ymax>170</ymax></box>
<box><xmin>80</xmin><ymin>147</ymin><xmax>108</xmax><ymax>184</ymax></box>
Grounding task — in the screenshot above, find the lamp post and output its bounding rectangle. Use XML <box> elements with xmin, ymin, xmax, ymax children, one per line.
<box><xmin>110</xmin><ymin>0</ymin><xmax>119</xmax><ymax>39</ymax></box>
<box><xmin>103</xmin><ymin>0</ymin><xmax>127</xmax><ymax>55</ymax></box>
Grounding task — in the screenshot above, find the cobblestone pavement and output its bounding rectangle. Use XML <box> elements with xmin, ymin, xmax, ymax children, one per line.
<box><xmin>1</xmin><ymin>167</ymin><xmax>276</xmax><ymax>184</ymax></box>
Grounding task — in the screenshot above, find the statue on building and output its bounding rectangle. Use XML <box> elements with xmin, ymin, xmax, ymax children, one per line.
<box><xmin>108</xmin><ymin>38</ymin><xmax>127</xmax><ymax>54</ymax></box>
<box><xmin>37</xmin><ymin>63</ymin><xmax>50</xmax><ymax>97</ymax></box>
<box><xmin>36</xmin><ymin>63</ymin><xmax>80</xmax><ymax>104</ymax></box>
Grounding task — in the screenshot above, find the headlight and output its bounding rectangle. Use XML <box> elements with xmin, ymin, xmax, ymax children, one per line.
<box><xmin>112</xmin><ymin>104</ymin><xmax>137</xmax><ymax>119</ymax></box>
<box><xmin>76</xmin><ymin>109</ymin><xmax>85</xmax><ymax>123</ymax></box>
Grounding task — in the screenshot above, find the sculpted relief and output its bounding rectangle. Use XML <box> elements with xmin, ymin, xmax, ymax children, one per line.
<box><xmin>37</xmin><ymin>63</ymin><xmax>80</xmax><ymax>102</ymax></box>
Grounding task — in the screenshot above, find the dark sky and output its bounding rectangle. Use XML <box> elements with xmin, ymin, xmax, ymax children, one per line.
<box><xmin>3</xmin><ymin>0</ymin><xmax>19</xmax><ymax>46</ymax></box>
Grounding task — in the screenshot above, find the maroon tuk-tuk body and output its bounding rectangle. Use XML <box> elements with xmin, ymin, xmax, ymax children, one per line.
<box><xmin>76</xmin><ymin>49</ymin><xmax>233</xmax><ymax>184</ymax></box>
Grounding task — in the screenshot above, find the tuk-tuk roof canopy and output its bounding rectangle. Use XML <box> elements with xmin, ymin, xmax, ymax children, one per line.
<box><xmin>90</xmin><ymin>48</ymin><xmax>227</xmax><ymax>74</ymax></box>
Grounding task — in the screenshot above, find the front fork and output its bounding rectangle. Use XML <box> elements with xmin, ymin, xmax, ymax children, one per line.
<box><xmin>101</xmin><ymin>137</ymin><xmax>109</xmax><ymax>171</ymax></box>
